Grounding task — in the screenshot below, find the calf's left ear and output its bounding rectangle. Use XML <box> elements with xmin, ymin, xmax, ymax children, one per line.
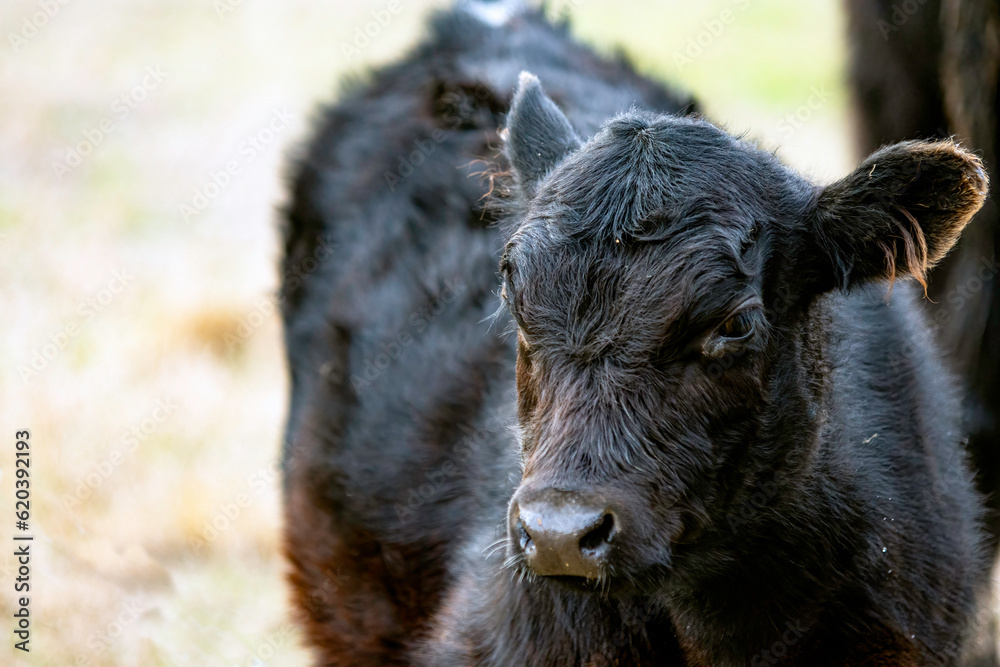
<box><xmin>808</xmin><ymin>140</ymin><xmax>988</xmax><ymax>291</ymax></box>
<box><xmin>504</xmin><ymin>71</ymin><xmax>581</xmax><ymax>198</ymax></box>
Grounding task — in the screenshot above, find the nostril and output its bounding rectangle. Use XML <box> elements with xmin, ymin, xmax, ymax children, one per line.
<box><xmin>579</xmin><ymin>513</ymin><xmax>615</xmax><ymax>554</ymax></box>
<box><xmin>516</xmin><ymin>519</ymin><xmax>534</xmax><ymax>554</ymax></box>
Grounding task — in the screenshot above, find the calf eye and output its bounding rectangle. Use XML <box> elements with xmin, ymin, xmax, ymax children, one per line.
<box><xmin>718</xmin><ymin>311</ymin><xmax>755</xmax><ymax>340</ymax></box>
<box><xmin>700</xmin><ymin>306</ymin><xmax>762</xmax><ymax>360</ymax></box>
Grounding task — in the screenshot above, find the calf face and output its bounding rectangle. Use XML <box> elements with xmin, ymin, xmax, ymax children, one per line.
<box><xmin>499</xmin><ymin>72</ymin><xmax>987</xmax><ymax>592</ymax></box>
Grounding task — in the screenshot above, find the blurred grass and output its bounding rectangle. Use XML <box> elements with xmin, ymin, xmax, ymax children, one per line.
<box><xmin>0</xmin><ymin>0</ymin><xmax>944</xmax><ymax>665</ymax></box>
<box><xmin>563</xmin><ymin>0</ymin><xmax>851</xmax><ymax>180</ymax></box>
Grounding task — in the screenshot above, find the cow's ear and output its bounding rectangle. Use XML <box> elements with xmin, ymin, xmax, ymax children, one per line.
<box><xmin>504</xmin><ymin>71</ymin><xmax>581</xmax><ymax>197</ymax></box>
<box><xmin>807</xmin><ymin>140</ymin><xmax>987</xmax><ymax>291</ymax></box>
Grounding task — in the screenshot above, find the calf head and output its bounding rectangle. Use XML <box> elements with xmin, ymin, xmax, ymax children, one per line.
<box><xmin>499</xmin><ymin>72</ymin><xmax>987</xmax><ymax>593</ymax></box>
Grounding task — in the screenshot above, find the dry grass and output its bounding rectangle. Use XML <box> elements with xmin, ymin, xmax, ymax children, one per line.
<box><xmin>1</xmin><ymin>0</ymin><xmax>991</xmax><ymax>665</ymax></box>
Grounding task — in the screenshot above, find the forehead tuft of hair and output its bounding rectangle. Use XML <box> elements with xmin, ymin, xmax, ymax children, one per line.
<box><xmin>530</xmin><ymin>110</ymin><xmax>773</xmax><ymax>243</ymax></box>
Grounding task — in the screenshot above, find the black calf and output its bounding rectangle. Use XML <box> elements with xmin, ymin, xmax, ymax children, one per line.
<box><xmin>282</xmin><ymin>3</ymin><xmax>991</xmax><ymax>665</ymax></box>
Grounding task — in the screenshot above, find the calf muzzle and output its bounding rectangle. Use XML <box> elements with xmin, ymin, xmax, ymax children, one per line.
<box><xmin>509</xmin><ymin>486</ymin><xmax>616</xmax><ymax>579</ymax></box>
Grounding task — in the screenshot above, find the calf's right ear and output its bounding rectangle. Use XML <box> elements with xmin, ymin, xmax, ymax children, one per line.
<box><xmin>504</xmin><ymin>71</ymin><xmax>581</xmax><ymax>198</ymax></box>
<box><xmin>805</xmin><ymin>140</ymin><xmax>987</xmax><ymax>292</ymax></box>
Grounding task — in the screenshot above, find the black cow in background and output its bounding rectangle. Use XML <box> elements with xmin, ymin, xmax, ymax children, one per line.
<box><xmin>281</xmin><ymin>1</ymin><xmax>993</xmax><ymax>664</ymax></box>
